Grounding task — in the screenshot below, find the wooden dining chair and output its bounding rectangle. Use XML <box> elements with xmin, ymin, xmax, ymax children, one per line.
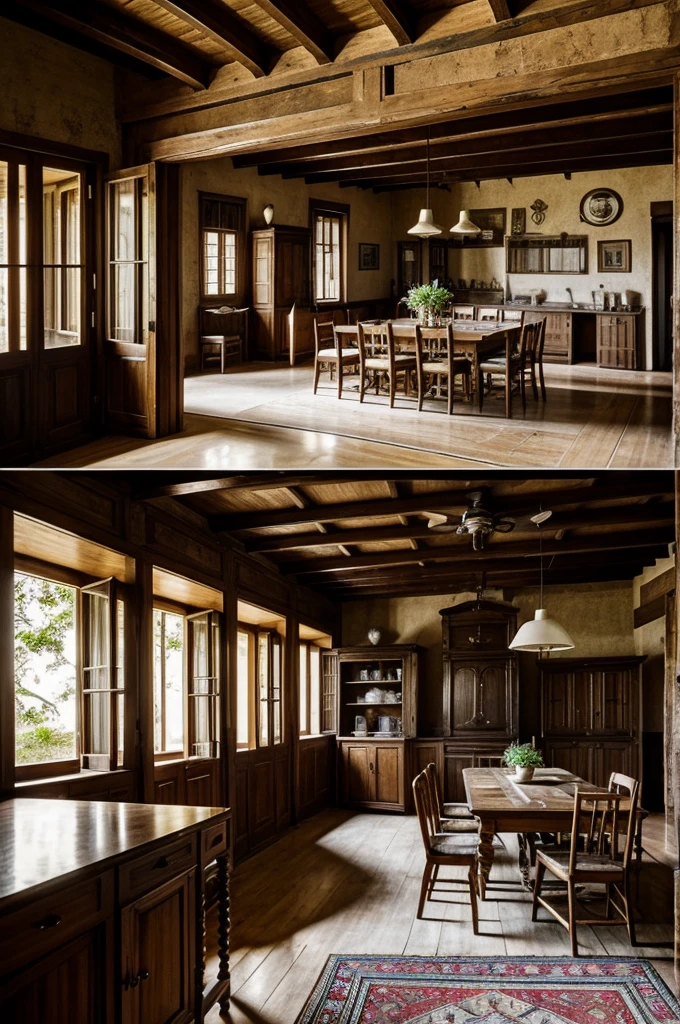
<box><xmin>475</xmin><ymin>306</ymin><xmax>501</xmax><ymax>321</ymax></box>
<box><xmin>531</xmin><ymin>316</ymin><xmax>547</xmax><ymax>401</ymax></box>
<box><xmin>413</xmin><ymin>769</ymin><xmax>479</xmax><ymax>929</ymax></box>
<box><xmin>453</xmin><ymin>305</ymin><xmax>475</xmax><ymax>320</ymax></box>
<box><xmin>424</xmin><ymin>763</ymin><xmax>479</xmax><ymax>834</ymax></box>
<box><xmin>313</xmin><ymin>316</ymin><xmax>360</xmax><ymax>396</ymax></box>
<box><xmin>357</xmin><ymin>321</ymin><xmax>418</xmax><ymax>408</ymax></box>
<box><xmin>476</xmin><ymin>323</ymin><xmax>526</xmax><ymax>414</ymax></box>
<box><xmin>503</xmin><ymin>309</ymin><xmax>526</xmax><ymax>326</ymax></box>
<box><xmin>532</xmin><ymin>776</ymin><xmax>639</xmax><ymax>956</ymax></box>
<box><xmin>417</xmin><ymin>324</ymin><xmax>471</xmax><ymax>414</ymax></box>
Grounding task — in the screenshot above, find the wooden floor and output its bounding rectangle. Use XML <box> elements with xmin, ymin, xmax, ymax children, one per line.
<box><xmin>204</xmin><ymin>810</ymin><xmax>676</xmax><ymax>1024</ymax></box>
<box><xmin>36</xmin><ymin>362</ymin><xmax>673</xmax><ymax>469</ymax></box>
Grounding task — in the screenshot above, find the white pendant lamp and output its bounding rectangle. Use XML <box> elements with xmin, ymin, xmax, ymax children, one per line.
<box><xmin>408</xmin><ymin>128</ymin><xmax>442</xmax><ymax>238</ymax></box>
<box><xmin>509</xmin><ymin>524</ymin><xmax>575</xmax><ymax>654</ymax></box>
<box><xmin>451</xmin><ymin>210</ymin><xmax>481</xmax><ymax>236</ymax></box>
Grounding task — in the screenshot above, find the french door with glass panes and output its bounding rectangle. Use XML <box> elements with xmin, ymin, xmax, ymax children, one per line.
<box><xmin>0</xmin><ymin>146</ymin><xmax>95</xmax><ymax>462</ymax></box>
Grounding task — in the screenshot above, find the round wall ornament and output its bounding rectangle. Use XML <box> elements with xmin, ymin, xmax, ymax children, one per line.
<box><xmin>579</xmin><ymin>188</ymin><xmax>623</xmax><ymax>226</ymax></box>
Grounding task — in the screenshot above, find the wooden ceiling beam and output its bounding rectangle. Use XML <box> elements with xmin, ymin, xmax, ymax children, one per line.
<box><xmin>488</xmin><ymin>0</ymin><xmax>513</xmax><ymax>21</ymax></box>
<box><xmin>232</xmin><ymin>88</ymin><xmax>672</xmax><ymax>168</ymax></box>
<box><xmin>307</xmin><ymin>132</ymin><xmax>672</xmax><ymax>183</ymax></box>
<box><xmin>132</xmin><ymin>472</ymin><xmax>402</xmax><ymax>500</ymax></box>
<box><xmin>282</xmin><ymin>529</ymin><xmax>675</xmax><ymax>576</ymax></box>
<box><xmin>363</xmin><ymin>0</ymin><xmax>417</xmax><ymax>45</ymax></box>
<box><xmin>6</xmin><ymin>0</ymin><xmax>215</xmax><ymax>89</ymax></box>
<box><xmin>151</xmin><ymin>0</ymin><xmax>273</xmax><ymax>78</ymax></box>
<box><xmin>268</xmin><ymin>112</ymin><xmax>672</xmax><ymax>178</ymax></box>
<box><xmin>356</xmin><ymin>151</ymin><xmax>673</xmax><ymax>190</ymax></box>
<box><xmin>248</xmin><ymin>502</ymin><xmax>676</xmax><ymax>553</ymax></box>
<box><xmin>248</xmin><ymin>0</ymin><xmax>334</xmax><ymax>65</ymax></box>
<box><xmin>210</xmin><ymin>477</ymin><xmax>672</xmax><ymax>532</ymax></box>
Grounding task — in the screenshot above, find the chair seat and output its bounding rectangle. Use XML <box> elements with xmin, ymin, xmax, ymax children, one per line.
<box><xmin>538</xmin><ymin>849</ymin><xmax>625</xmax><ymax>878</ymax></box>
<box><xmin>440</xmin><ymin>818</ymin><xmax>480</xmax><ymax>834</ymax></box>
<box><xmin>421</xmin><ymin>359</ymin><xmax>470</xmax><ymax>374</ymax></box>
<box><xmin>430</xmin><ymin>834</ymin><xmax>479</xmax><ymax>857</ymax></box>
<box><xmin>442</xmin><ymin>802</ymin><xmax>475</xmax><ymax>819</ymax></box>
<box><xmin>201</xmin><ymin>335</ymin><xmax>241</xmax><ymax>344</ymax></box>
<box><xmin>479</xmin><ymin>357</ymin><xmax>521</xmax><ymax>372</ymax></box>
<box><xmin>365</xmin><ymin>355</ymin><xmax>416</xmax><ymax>369</ymax></box>
<box><xmin>317</xmin><ymin>347</ymin><xmax>359</xmax><ymax>360</ymax></box>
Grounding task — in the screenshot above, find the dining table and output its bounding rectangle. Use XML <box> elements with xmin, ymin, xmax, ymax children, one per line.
<box><xmin>390</xmin><ymin>319</ymin><xmax>523</xmax><ymax>418</ymax></box>
<box><xmin>463</xmin><ymin>766</ymin><xmax>603</xmax><ymax>898</ymax></box>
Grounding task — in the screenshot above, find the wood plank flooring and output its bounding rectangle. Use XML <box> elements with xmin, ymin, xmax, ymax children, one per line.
<box><xmin>35</xmin><ymin>362</ymin><xmax>673</xmax><ymax>469</ymax></box>
<box><xmin>204</xmin><ymin>810</ymin><xmax>676</xmax><ymax>1024</ymax></box>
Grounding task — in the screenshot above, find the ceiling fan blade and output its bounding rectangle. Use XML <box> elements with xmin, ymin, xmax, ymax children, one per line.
<box><xmin>424</xmin><ymin>512</ymin><xmax>452</xmax><ymax>527</ymax></box>
<box><xmin>505</xmin><ymin>508</ymin><xmax>553</xmax><ymax>529</ymax></box>
<box><xmin>493</xmin><ymin>519</ymin><xmax>516</xmax><ymax>534</ymax></box>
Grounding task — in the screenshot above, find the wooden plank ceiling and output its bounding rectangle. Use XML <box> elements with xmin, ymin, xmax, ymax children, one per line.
<box><xmin>133</xmin><ymin>473</ymin><xmax>675</xmax><ymax>600</ymax></box>
<box><xmin>3</xmin><ymin>1</ymin><xmax>671</xmax><ymax>187</ymax></box>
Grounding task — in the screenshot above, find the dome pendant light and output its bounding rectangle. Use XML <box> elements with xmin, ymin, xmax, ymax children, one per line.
<box><xmin>509</xmin><ymin>524</ymin><xmax>575</xmax><ymax>654</ymax></box>
<box><xmin>451</xmin><ymin>209</ymin><xmax>482</xmax><ymax>236</ymax></box>
<box><xmin>408</xmin><ymin>128</ymin><xmax>442</xmax><ymax>238</ymax></box>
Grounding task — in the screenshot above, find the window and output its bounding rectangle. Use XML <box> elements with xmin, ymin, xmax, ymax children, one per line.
<box><xmin>153</xmin><ymin>604</ymin><xmax>221</xmax><ymax>760</ymax></box>
<box><xmin>299</xmin><ymin>642</ymin><xmax>322</xmax><ymax>736</ymax></box>
<box><xmin>237</xmin><ymin>624</ymin><xmax>284</xmax><ymax>749</ymax></box>
<box><xmin>310</xmin><ymin>200</ymin><xmax>348</xmax><ymax>303</ymax></box>
<box><xmin>43</xmin><ymin>168</ymin><xmax>82</xmax><ymax>348</ymax></box>
<box><xmin>14</xmin><ymin>571</ymin><xmax>125</xmax><ymax>778</ymax></box>
<box><xmin>200</xmin><ymin>193</ymin><xmax>245</xmax><ymax>301</ymax></box>
<box><xmin>0</xmin><ymin>158</ymin><xmax>27</xmax><ymax>354</ymax></box>
<box><xmin>107</xmin><ymin>175</ymin><xmax>144</xmax><ymax>344</ymax></box>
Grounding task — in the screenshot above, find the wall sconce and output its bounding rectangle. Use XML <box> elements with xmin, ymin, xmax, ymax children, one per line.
<box><xmin>263</xmin><ymin>204</ymin><xmax>274</xmax><ymax>225</ymax></box>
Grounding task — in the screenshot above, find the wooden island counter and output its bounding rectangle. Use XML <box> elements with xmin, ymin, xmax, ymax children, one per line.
<box><xmin>0</xmin><ymin>798</ymin><xmax>231</xmax><ymax>1024</ymax></box>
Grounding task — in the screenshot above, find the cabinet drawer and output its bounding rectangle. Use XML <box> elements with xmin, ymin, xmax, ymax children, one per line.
<box><xmin>119</xmin><ymin>836</ymin><xmax>196</xmax><ymax>904</ymax></box>
<box><xmin>201</xmin><ymin>820</ymin><xmax>228</xmax><ymax>867</ymax></box>
<box><xmin>0</xmin><ymin>870</ymin><xmax>113</xmax><ymax>975</ymax></box>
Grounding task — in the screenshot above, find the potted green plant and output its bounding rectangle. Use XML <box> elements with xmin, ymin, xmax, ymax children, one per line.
<box><xmin>404</xmin><ymin>283</ymin><xmax>453</xmax><ymax>325</ymax></box>
<box><xmin>503</xmin><ymin>742</ymin><xmax>544</xmax><ymax>782</ymax></box>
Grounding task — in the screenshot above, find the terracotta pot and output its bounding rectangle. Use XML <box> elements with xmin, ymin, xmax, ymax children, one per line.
<box><xmin>514</xmin><ymin>765</ymin><xmax>535</xmax><ymax>783</ymax></box>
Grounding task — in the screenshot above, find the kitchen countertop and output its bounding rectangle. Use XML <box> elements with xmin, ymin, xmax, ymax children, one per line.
<box><xmin>504</xmin><ymin>301</ymin><xmax>644</xmax><ymax>314</ymax></box>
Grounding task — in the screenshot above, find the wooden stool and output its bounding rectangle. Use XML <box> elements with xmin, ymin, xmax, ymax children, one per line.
<box><xmin>200</xmin><ymin>334</ymin><xmax>242</xmax><ymax>373</ymax></box>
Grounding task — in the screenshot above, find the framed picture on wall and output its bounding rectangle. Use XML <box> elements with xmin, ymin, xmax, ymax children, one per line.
<box><xmin>450</xmin><ymin>208</ymin><xmax>506</xmax><ymax>247</ymax></box>
<box><xmin>597</xmin><ymin>239</ymin><xmax>631</xmax><ymax>273</ymax></box>
<box><xmin>511</xmin><ymin>208</ymin><xmax>526</xmax><ymax>235</ymax></box>
<box><xmin>358</xmin><ymin>243</ymin><xmax>380</xmax><ymax>270</ymax></box>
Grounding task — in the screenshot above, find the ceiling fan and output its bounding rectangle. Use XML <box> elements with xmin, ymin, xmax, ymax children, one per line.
<box><xmin>423</xmin><ymin>490</ymin><xmax>552</xmax><ymax>551</ymax></box>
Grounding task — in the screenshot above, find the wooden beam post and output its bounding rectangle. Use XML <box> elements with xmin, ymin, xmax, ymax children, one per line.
<box><xmin>363</xmin><ymin>0</ymin><xmax>416</xmax><ymax>45</ymax></box>
<box><xmin>249</xmin><ymin>0</ymin><xmax>333</xmax><ymax>65</ymax></box>
<box><xmin>0</xmin><ymin>507</ymin><xmax>14</xmax><ymax>797</ymax></box>
<box><xmin>488</xmin><ymin>0</ymin><xmax>513</xmax><ymax>22</ymax></box>
<box><xmin>673</xmin><ymin>470</ymin><xmax>680</xmax><ymax>987</ymax></box>
<box><xmin>152</xmin><ymin>0</ymin><xmax>271</xmax><ymax>78</ymax></box>
<box><xmin>674</xmin><ymin>72</ymin><xmax>680</xmax><ymax>464</ymax></box>
<box><xmin>136</xmin><ymin>558</ymin><xmax>156</xmax><ymax>803</ymax></box>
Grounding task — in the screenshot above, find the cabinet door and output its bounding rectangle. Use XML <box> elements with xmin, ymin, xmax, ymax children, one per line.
<box><xmin>0</xmin><ymin>926</ymin><xmax>112</xmax><ymax>1024</ymax></box>
<box><xmin>374</xmin><ymin>744</ymin><xmax>403</xmax><ymax>806</ymax></box>
<box><xmin>597</xmin><ymin>316</ymin><xmax>636</xmax><ymax>368</ymax></box>
<box><xmin>444</xmin><ymin>751</ymin><xmax>475</xmax><ymax>803</ymax></box>
<box><xmin>120</xmin><ymin>870</ymin><xmax>196</xmax><ymax>1024</ymax></box>
<box><xmin>542</xmin><ymin>313</ymin><xmax>571</xmax><ymax>363</ymax></box>
<box><xmin>342</xmin><ymin>743</ymin><xmax>375</xmax><ymax>804</ymax></box>
<box><xmin>451</xmin><ymin>662</ymin><xmax>509</xmax><ymax>732</ymax></box>
<box><xmin>543</xmin><ymin>672</ymin><xmax>571</xmax><ymax>733</ymax></box>
<box><xmin>253</xmin><ymin>235</ymin><xmax>273</xmax><ymax>307</ymax></box>
<box><xmin>591</xmin><ymin>741</ymin><xmax>635</xmax><ymax>788</ymax></box>
<box><xmin>592</xmin><ymin>669</ymin><xmax>633</xmax><ymax>734</ymax></box>
<box><xmin>544</xmin><ymin>740</ymin><xmax>592</xmax><ymax>780</ymax></box>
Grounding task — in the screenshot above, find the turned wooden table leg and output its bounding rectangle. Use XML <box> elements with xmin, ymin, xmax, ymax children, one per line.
<box><xmin>217</xmin><ymin>853</ymin><xmax>231</xmax><ymax>1016</ymax></box>
<box><xmin>478</xmin><ymin>826</ymin><xmax>495</xmax><ymax>899</ymax></box>
<box><xmin>517</xmin><ymin>832</ymin><xmax>533</xmax><ymax>890</ymax></box>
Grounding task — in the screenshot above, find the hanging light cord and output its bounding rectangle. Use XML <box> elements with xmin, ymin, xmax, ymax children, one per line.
<box><xmin>426</xmin><ymin>127</ymin><xmax>431</xmax><ymax>209</ymax></box>
<box><xmin>539</xmin><ymin>525</ymin><xmax>544</xmax><ymax>608</ymax></box>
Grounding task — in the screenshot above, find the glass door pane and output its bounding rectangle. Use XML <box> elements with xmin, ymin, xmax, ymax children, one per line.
<box><xmin>108</xmin><ymin>177</ymin><xmax>143</xmax><ymax>343</ymax></box>
<box><xmin>43</xmin><ymin>168</ymin><xmax>82</xmax><ymax>349</ymax></box>
<box><xmin>0</xmin><ymin>160</ymin><xmax>28</xmax><ymax>354</ymax></box>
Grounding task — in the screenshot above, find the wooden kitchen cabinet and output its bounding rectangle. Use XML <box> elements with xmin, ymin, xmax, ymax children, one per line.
<box><xmin>339</xmin><ymin>739</ymin><xmax>406</xmax><ymax>811</ymax></box>
<box><xmin>525</xmin><ymin>310</ymin><xmax>572</xmax><ymax>363</ymax></box>
<box><xmin>597</xmin><ymin>314</ymin><xmax>638</xmax><ymax>368</ymax></box>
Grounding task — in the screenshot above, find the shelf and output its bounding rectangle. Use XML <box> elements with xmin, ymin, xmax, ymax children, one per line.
<box><xmin>343</xmin><ymin>679</ymin><xmax>402</xmax><ymax>684</ymax></box>
<box><xmin>346</xmin><ymin>701</ymin><xmax>402</xmax><ymax>706</ymax></box>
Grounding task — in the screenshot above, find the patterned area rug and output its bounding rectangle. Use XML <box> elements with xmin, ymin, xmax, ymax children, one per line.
<box><xmin>295</xmin><ymin>956</ymin><xmax>679</xmax><ymax>1024</ymax></box>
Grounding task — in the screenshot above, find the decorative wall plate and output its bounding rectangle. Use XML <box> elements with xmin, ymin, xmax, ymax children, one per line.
<box><xmin>579</xmin><ymin>188</ymin><xmax>623</xmax><ymax>226</ymax></box>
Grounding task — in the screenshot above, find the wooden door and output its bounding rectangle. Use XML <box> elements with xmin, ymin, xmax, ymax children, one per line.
<box><xmin>374</xmin><ymin>744</ymin><xmax>403</xmax><ymax>806</ymax></box>
<box><xmin>120</xmin><ymin>870</ymin><xmax>196</xmax><ymax>1024</ymax></box>
<box><xmin>104</xmin><ymin>165</ymin><xmax>157</xmax><ymax>437</ymax></box>
<box><xmin>0</xmin><ymin>926</ymin><xmax>113</xmax><ymax>1024</ymax></box>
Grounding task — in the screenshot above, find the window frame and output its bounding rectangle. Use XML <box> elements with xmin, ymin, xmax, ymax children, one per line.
<box><xmin>299</xmin><ymin>641</ymin><xmax>323</xmax><ymax>737</ymax></box>
<box><xmin>237</xmin><ymin>622</ymin><xmax>285</xmax><ymax>750</ymax></box>
<box><xmin>199</xmin><ymin>191</ymin><xmax>246</xmax><ymax>304</ymax></box>
<box><xmin>309</xmin><ymin>199</ymin><xmax>349</xmax><ymax>306</ymax></box>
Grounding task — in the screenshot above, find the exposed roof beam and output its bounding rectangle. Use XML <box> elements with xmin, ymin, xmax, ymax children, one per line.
<box><xmin>6</xmin><ymin>0</ymin><xmax>214</xmax><ymax>89</ymax></box>
<box><xmin>132</xmin><ymin>473</ymin><xmax>400</xmax><ymax>499</ymax></box>
<box><xmin>248</xmin><ymin>0</ymin><xmax>333</xmax><ymax>65</ymax></box>
<box><xmin>282</xmin><ymin>529</ymin><xmax>675</xmax><ymax>576</ymax></box>
<box><xmin>307</xmin><ymin>132</ymin><xmax>672</xmax><ymax>183</ymax></box>
<box><xmin>210</xmin><ymin>477</ymin><xmax>672</xmax><ymax>532</ymax></box>
<box><xmin>269</xmin><ymin>112</ymin><xmax>672</xmax><ymax>179</ymax></box>
<box><xmin>363</xmin><ymin>0</ymin><xmax>416</xmax><ymax>45</ymax></box>
<box><xmin>245</xmin><ymin>502</ymin><xmax>676</xmax><ymax>553</ymax></box>
<box><xmin>151</xmin><ymin>0</ymin><xmax>272</xmax><ymax>78</ymax></box>
<box><xmin>488</xmin><ymin>0</ymin><xmax>513</xmax><ymax>22</ymax></box>
<box><xmin>232</xmin><ymin>88</ymin><xmax>672</xmax><ymax>169</ymax></box>
<box><xmin>351</xmin><ymin>151</ymin><xmax>673</xmax><ymax>190</ymax></box>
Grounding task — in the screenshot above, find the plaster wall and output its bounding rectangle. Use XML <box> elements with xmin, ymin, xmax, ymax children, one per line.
<box><xmin>391</xmin><ymin>165</ymin><xmax>672</xmax><ymax>368</ymax></box>
<box><xmin>341</xmin><ymin>581</ymin><xmax>634</xmax><ymax>737</ymax></box>
<box><xmin>180</xmin><ymin>160</ymin><xmax>395</xmax><ymax>372</ymax></box>
<box><xmin>0</xmin><ymin>17</ymin><xmax>121</xmax><ymax>165</ymax></box>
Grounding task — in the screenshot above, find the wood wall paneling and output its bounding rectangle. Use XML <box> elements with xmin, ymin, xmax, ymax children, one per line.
<box><xmin>0</xmin><ymin>367</ymin><xmax>31</xmax><ymax>464</ymax></box>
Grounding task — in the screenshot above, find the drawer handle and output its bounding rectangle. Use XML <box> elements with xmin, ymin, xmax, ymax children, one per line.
<box><xmin>139</xmin><ymin>969</ymin><xmax>150</xmax><ymax>982</ymax></box>
<box><xmin>154</xmin><ymin>855</ymin><xmax>170</xmax><ymax>869</ymax></box>
<box><xmin>209</xmin><ymin>833</ymin><xmax>224</xmax><ymax>849</ymax></box>
<box><xmin>36</xmin><ymin>913</ymin><xmax>62</xmax><ymax>930</ymax></box>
